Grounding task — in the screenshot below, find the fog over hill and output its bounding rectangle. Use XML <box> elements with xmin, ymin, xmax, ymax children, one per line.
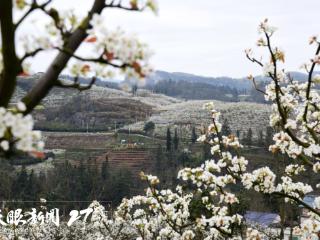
<box><xmin>145</xmin><ymin>70</ymin><xmax>318</xmax><ymax>90</ymax></box>
<box><xmin>14</xmin><ymin>71</ymin><xmax>319</xmax><ymax>109</ymax></box>
<box><xmin>57</xmin><ymin>69</ymin><xmax>316</xmax><ymax>92</ymax></box>
<box><xmin>145</xmin><ymin>70</ymin><xmax>251</xmax><ymax>90</ymax></box>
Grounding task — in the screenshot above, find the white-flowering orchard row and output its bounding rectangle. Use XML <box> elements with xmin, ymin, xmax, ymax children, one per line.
<box><xmin>123</xmin><ymin>100</ymin><xmax>271</xmax><ymax>139</ymax></box>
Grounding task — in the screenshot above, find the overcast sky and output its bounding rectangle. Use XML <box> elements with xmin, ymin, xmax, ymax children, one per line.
<box><xmin>29</xmin><ymin>0</ymin><xmax>320</xmax><ymax>78</ymax></box>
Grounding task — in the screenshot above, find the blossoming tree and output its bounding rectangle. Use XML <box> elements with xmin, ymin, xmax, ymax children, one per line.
<box><xmin>62</xmin><ymin>19</ymin><xmax>320</xmax><ymax>240</ymax></box>
<box><xmin>1</xmin><ymin>1</ymin><xmax>320</xmax><ymax>238</ymax></box>
<box><xmin>0</xmin><ymin>0</ymin><xmax>157</xmax><ymax>154</ymax></box>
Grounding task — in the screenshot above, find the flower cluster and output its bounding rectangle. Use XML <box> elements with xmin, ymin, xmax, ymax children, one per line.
<box><xmin>248</xmin><ymin>20</ymin><xmax>320</xmax><ymax>160</ymax></box>
<box><xmin>285</xmin><ymin>164</ymin><xmax>306</xmax><ymax>176</ymax></box>
<box><xmin>0</xmin><ymin>102</ymin><xmax>44</xmax><ymax>154</ymax></box>
<box><xmin>246</xmin><ymin>228</ymin><xmax>263</xmax><ymax>240</ymax></box>
<box><xmin>13</xmin><ymin>1</ymin><xmax>155</xmax><ymax>80</ymax></box>
<box><xmin>258</xmin><ymin>18</ymin><xmax>277</xmax><ymax>35</ymax></box>
<box><xmin>276</xmin><ymin>176</ymin><xmax>313</xmax><ymax>202</ymax></box>
<box><xmin>70</xmin><ymin>13</ymin><xmax>153</xmax><ymax>80</ymax></box>
<box><xmin>293</xmin><ymin>213</ymin><xmax>320</xmax><ymax>240</ymax></box>
<box><xmin>242</xmin><ymin>167</ymin><xmax>276</xmax><ymax>193</ymax></box>
<box><xmin>129</xmin><ymin>0</ymin><xmax>159</xmax><ymax>14</ymax></box>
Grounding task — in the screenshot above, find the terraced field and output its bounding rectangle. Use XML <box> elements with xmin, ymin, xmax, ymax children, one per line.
<box><xmin>95</xmin><ymin>149</ymin><xmax>152</xmax><ymax>177</ymax></box>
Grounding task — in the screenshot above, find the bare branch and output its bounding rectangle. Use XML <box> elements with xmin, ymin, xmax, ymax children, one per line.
<box><xmin>55</xmin><ymin>76</ymin><xmax>97</xmax><ymax>91</ymax></box>
<box><xmin>252</xmin><ymin>77</ymin><xmax>266</xmax><ymax>95</ymax></box>
<box><xmin>19</xmin><ymin>48</ymin><xmax>43</xmax><ymax>64</ymax></box>
<box><xmin>245</xmin><ymin>54</ymin><xmax>264</xmax><ymax>67</ymax></box>
<box><xmin>14</xmin><ymin>0</ymin><xmax>53</xmax><ymax>29</ymax></box>
<box><xmin>56</xmin><ymin>47</ymin><xmax>129</xmax><ymax>69</ymax></box>
<box><xmin>105</xmin><ymin>1</ymin><xmax>145</xmax><ymax>12</ymax></box>
<box><xmin>303</xmin><ymin>43</ymin><xmax>320</xmax><ymax>121</ymax></box>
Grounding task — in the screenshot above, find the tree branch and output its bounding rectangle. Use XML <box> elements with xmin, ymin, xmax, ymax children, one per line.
<box><xmin>19</xmin><ymin>48</ymin><xmax>44</xmax><ymax>64</ymax></box>
<box><xmin>54</xmin><ymin>76</ymin><xmax>96</xmax><ymax>91</ymax></box>
<box><xmin>252</xmin><ymin>77</ymin><xmax>266</xmax><ymax>95</ymax></box>
<box><xmin>245</xmin><ymin>54</ymin><xmax>263</xmax><ymax>67</ymax></box>
<box><xmin>303</xmin><ymin>43</ymin><xmax>320</xmax><ymax>122</ymax></box>
<box><xmin>14</xmin><ymin>0</ymin><xmax>53</xmax><ymax>29</ymax></box>
<box><xmin>265</xmin><ymin>32</ymin><xmax>309</xmax><ymax>148</ymax></box>
<box><xmin>56</xmin><ymin>47</ymin><xmax>129</xmax><ymax>69</ymax></box>
<box><xmin>105</xmin><ymin>2</ymin><xmax>144</xmax><ymax>12</ymax></box>
<box><xmin>22</xmin><ymin>0</ymin><xmax>107</xmax><ymax>114</ymax></box>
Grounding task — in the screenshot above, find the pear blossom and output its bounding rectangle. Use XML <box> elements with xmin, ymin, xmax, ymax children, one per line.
<box><xmin>285</xmin><ymin>164</ymin><xmax>306</xmax><ymax>176</ymax></box>
<box><xmin>312</xmin><ymin>74</ymin><xmax>320</xmax><ymax>84</ymax></box>
<box><xmin>258</xmin><ymin>18</ymin><xmax>277</xmax><ymax>35</ymax></box>
<box><xmin>246</xmin><ymin>228</ymin><xmax>263</xmax><ymax>240</ymax></box>
<box><xmin>0</xmin><ymin>140</ymin><xmax>9</xmax><ymax>151</ymax></box>
<box><xmin>309</xmin><ymin>35</ymin><xmax>318</xmax><ymax>45</ymax></box>
<box><xmin>0</xmin><ymin>106</ymin><xmax>43</xmax><ymax>154</ymax></box>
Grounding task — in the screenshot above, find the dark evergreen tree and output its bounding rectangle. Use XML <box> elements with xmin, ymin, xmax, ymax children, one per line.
<box><xmin>265</xmin><ymin>126</ymin><xmax>274</xmax><ymax>147</ymax></box>
<box><xmin>101</xmin><ymin>160</ymin><xmax>110</xmax><ymax>180</ymax></box>
<box><xmin>202</xmin><ymin>144</ymin><xmax>211</xmax><ymax>161</ymax></box>
<box><xmin>221</xmin><ymin>119</ymin><xmax>232</xmax><ymax>136</ymax></box>
<box><xmin>12</xmin><ymin>166</ymin><xmax>28</xmax><ymax>200</ymax></box>
<box><xmin>178</xmin><ymin>151</ymin><xmax>190</xmax><ymax>167</ymax></box>
<box><xmin>131</xmin><ymin>84</ymin><xmax>138</xmax><ymax>96</ymax></box>
<box><xmin>166</xmin><ymin>128</ymin><xmax>172</xmax><ymax>151</ymax></box>
<box><xmin>27</xmin><ymin>170</ymin><xmax>41</xmax><ymax>202</ymax></box>
<box><xmin>245</xmin><ymin>128</ymin><xmax>253</xmax><ymax>146</ymax></box>
<box><xmin>143</xmin><ymin>121</ymin><xmax>155</xmax><ymax>135</ymax></box>
<box><xmin>258</xmin><ymin>130</ymin><xmax>264</xmax><ymax>146</ymax></box>
<box><xmin>236</xmin><ymin>130</ymin><xmax>241</xmax><ymax>139</ymax></box>
<box><xmin>112</xmin><ymin>169</ymin><xmax>132</xmax><ymax>204</ymax></box>
<box><xmin>173</xmin><ymin>128</ymin><xmax>179</xmax><ymax>150</ymax></box>
<box><xmin>154</xmin><ymin>145</ymin><xmax>163</xmax><ymax>176</ymax></box>
<box><xmin>191</xmin><ymin>126</ymin><xmax>197</xmax><ymax>144</ymax></box>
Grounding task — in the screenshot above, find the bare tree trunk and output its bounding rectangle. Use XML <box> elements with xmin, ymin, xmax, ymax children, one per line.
<box><xmin>0</xmin><ymin>0</ymin><xmax>20</xmax><ymax>107</ymax></box>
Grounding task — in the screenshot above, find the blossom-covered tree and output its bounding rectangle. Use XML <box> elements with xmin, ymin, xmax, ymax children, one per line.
<box><xmin>0</xmin><ymin>0</ymin><xmax>157</xmax><ymax>155</ymax></box>
<box><xmin>67</xmin><ymin>19</ymin><xmax>320</xmax><ymax>240</ymax></box>
<box><xmin>2</xmin><ymin>7</ymin><xmax>320</xmax><ymax>239</ymax></box>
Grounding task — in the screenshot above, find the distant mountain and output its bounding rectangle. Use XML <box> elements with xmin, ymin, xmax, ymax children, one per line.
<box><xmin>145</xmin><ymin>70</ymin><xmax>319</xmax><ymax>91</ymax></box>
<box><xmin>59</xmin><ymin>74</ymin><xmax>121</xmax><ymax>90</ymax></box>
<box><xmin>145</xmin><ymin>71</ymin><xmax>251</xmax><ymax>90</ymax></box>
<box><xmin>144</xmin><ymin>79</ymin><xmax>240</xmax><ymax>101</ymax></box>
<box><xmin>16</xmin><ymin>70</ymin><xmax>319</xmax><ymax>105</ymax></box>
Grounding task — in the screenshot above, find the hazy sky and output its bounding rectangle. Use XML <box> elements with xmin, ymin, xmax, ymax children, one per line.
<box><xmin>28</xmin><ymin>0</ymin><xmax>320</xmax><ymax>78</ymax></box>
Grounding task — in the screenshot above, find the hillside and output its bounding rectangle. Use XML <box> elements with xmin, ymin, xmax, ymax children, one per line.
<box><xmin>14</xmin><ymin>74</ymin><xmax>181</xmax><ymax>108</ymax></box>
<box><xmin>13</xmin><ymin>74</ymin><xmax>272</xmax><ymax>135</ymax></box>
<box><xmin>14</xmin><ymin>74</ymin><xmax>182</xmax><ymax>131</ymax></box>
<box><xmin>122</xmin><ymin>100</ymin><xmax>271</xmax><ymax>139</ymax></box>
